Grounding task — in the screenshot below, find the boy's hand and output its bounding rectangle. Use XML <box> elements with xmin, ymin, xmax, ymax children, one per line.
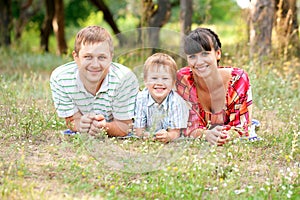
<box><xmin>154</xmin><ymin>129</ymin><xmax>170</xmax><ymax>143</ymax></box>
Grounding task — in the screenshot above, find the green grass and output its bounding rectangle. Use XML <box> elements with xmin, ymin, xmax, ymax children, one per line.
<box><xmin>0</xmin><ymin>26</ymin><xmax>299</xmax><ymax>199</ymax></box>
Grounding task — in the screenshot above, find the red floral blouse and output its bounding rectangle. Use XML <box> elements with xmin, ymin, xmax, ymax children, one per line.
<box><xmin>176</xmin><ymin>66</ymin><xmax>252</xmax><ymax>137</ymax></box>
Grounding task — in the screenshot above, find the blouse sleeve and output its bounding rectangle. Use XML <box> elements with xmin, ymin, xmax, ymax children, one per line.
<box><xmin>225</xmin><ymin>69</ymin><xmax>253</xmax><ymax>136</ymax></box>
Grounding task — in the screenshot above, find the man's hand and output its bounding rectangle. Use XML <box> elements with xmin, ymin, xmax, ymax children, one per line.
<box><xmin>88</xmin><ymin>114</ymin><xmax>107</xmax><ymax>136</ymax></box>
<box><xmin>79</xmin><ymin>113</ymin><xmax>95</xmax><ymax>133</ymax></box>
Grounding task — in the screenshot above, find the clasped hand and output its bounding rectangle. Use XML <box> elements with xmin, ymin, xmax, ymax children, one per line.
<box><xmin>205</xmin><ymin>126</ymin><xmax>229</xmax><ymax>146</ymax></box>
<box><xmin>79</xmin><ymin>113</ymin><xmax>107</xmax><ymax>136</ymax></box>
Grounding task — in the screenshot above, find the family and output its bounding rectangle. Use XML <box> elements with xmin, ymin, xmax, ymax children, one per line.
<box><xmin>50</xmin><ymin>25</ymin><xmax>253</xmax><ymax>146</ymax></box>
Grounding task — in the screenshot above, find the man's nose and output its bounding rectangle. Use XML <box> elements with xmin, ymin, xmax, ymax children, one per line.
<box><xmin>91</xmin><ymin>57</ymin><xmax>100</xmax><ymax>66</ymax></box>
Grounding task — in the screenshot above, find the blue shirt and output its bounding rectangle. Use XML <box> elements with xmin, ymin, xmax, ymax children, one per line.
<box><xmin>134</xmin><ymin>88</ymin><xmax>189</xmax><ymax>133</ymax></box>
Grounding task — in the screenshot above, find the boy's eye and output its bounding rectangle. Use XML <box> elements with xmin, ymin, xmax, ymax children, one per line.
<box><xmin>188</xmin><ymin>55</ymin><xmax>196</xmax><ymax>59</ymax></box>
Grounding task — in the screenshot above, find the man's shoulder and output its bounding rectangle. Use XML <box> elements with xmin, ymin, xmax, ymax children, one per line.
<box><xmin>110</xmin><ymin>62</ymin><xmax>135</xmax><ymax>78</ymax></box>
<box><xmin>111</xmin><ymin>62</ymin><xmax>131</xmax><ymax>72</ymax></box>
<box><xmin>50</xmin><ymin>61</ymin><xmax>77</xmax><ymax>81</ymax></box>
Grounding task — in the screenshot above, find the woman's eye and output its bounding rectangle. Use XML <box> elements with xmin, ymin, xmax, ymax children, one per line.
<box><xmin>163</xmin><ymin>77</ymin><xmax>169</xmax><ymax>80</ymax></box>
<box><xmin>188</xmin><ymin>55</ymin><xmax>196</xmax><ymax>59</ymax></box>
<box><xmin>201</xmin><ymin>51</ymin><xmax>209</xmax><ymax>56</ymax></box>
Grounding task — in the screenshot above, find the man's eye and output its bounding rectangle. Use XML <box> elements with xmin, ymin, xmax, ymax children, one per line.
<box><xmin>84</xmin><ymin>55</ymin><xmax>92</xmax><ymax>59</ymax></box>
<box><xmin>99</xmin><ymin>55</ymin><xmax>106</xmax><ymax>60</ymax></box>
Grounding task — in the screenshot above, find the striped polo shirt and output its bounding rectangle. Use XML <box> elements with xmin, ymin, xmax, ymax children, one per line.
<box><xmin>134</xmin><ymin>88</ymin><xmax>189</xmax><ymax>132</ymax></box>
<box><xmin>50</xmin><ymin>61</ymin><xmax>139</xmax><ymax>121</ymax></box>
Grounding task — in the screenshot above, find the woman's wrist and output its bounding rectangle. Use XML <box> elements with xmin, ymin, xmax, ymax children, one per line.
<box><xmin>191</xmin><ymin>128</ymin><xmax>206</xmax><ymax>139</ymax></box>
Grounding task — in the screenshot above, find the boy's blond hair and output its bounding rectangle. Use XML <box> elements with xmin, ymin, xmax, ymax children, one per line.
<box><xmin>74</xmin><ymin>26</ymin><xmax>113</xmax><ymax>54</ymax></box>
<box><xmin>143</xmin><ymin>53</ymin><xmax>178</xmax><ymax>82</ymax></box>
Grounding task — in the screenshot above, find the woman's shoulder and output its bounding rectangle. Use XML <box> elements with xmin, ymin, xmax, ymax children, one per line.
<box><xmin>219</xmin><ymin>66</ymin><xmax>250</xmax><ymax>82</ymax></box>
<box><xmin>177</xmin><ymin>66</ymin><xmax>191</xmax><ymax>76</ymax></box>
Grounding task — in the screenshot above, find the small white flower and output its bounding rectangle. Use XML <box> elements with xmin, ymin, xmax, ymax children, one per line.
<box><xmin>234</xmin><ymin>189</ymin><xmax>246</xmax><ymax>194</ymax></box>
<box><xmin>281</xmin><ymin>185</ymin><xmax>286</xmax><ymax>190</ymax></box>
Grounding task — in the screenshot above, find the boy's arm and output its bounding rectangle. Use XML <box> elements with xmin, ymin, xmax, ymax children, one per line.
<box><xmin>155</xmin><ymin>129</ymin><xmax>180</xmax><ymax>143</ymax></box>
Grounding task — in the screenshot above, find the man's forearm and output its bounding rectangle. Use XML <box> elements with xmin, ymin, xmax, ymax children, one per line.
<box><xmin>105</xmin><ymin>120</ymin><xmax>132</xmax><ymax>137</ymax></box>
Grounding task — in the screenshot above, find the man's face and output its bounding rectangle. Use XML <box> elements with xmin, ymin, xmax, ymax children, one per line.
<box><xmin>145</xmin><ymin>67</ymin><xmax>174</xmax><ymax>104</ymax></box>
<box><xmin>73</xmin><ymin>41</ymin><xmax>112</xmax><ymax>86</ymax></box>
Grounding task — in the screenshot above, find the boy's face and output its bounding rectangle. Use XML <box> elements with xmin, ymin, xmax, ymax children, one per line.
<box><xmin>73</xmin><ymin>41</ymin><xmax>112</xmax><ymax>87</ymax></box>
<box><xmin>145</xmin><ymin>67</ymin><xmax>174</xmax><ymax>104</ymax></box>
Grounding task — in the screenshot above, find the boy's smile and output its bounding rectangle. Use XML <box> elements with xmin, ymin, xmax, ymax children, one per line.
<box><xmin>145</xmin><ymin>68</ymin><xmax>174</xmax><ymax>104</ymax></box>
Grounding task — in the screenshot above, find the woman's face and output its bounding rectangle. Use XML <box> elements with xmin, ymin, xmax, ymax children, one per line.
<box><xmin>187</xmin><ymin>48</ymin><xmax>221</xmax><ymax>78</ymax></box>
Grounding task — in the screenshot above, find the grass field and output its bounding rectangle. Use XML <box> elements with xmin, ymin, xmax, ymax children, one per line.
<box><xmin>0</xmin><ymin>27</ymin><xmax>299</xmax><ymax>199</ymax></box>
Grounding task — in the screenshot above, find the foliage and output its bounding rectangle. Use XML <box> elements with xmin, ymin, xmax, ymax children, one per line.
<box><xmin>64</xmin><ymin>0</ymin><xmax>97</xmax><ymax>26</ymax></box>
<box><xmin>0</xmin><ymin>22</ymin><xmax>299</xmax><ymax>199</ymax></box>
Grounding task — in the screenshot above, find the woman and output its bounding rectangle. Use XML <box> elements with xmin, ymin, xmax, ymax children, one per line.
<box><xmin>176</xmin><ymin>27</ymin><xmax>253</xmax><ymax>145</ymax></box>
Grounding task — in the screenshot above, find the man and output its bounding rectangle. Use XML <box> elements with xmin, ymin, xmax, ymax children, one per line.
<box><xmin>50</xmin><ymin>26</ymin><xmax>139</xmax><ymax>136</ymax></box>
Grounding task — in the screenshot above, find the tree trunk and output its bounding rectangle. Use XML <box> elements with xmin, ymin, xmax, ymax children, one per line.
<box><xmin>180</xmin><ymin>0</ymin><xmax>193</xmax><ymax>64</ymax></box>
<box><xmin>89</xmin><ymin>0</ymin><xmax>125</xmax><ymax>46</ymax></box>
<box><xmin>144</xmin><ymin>0</ymin><xmax>171</xmax><ymax>53</ymax></box>
<box><xmin>15</xmin><ymin>0</ymin><xmax>42</xmax><ymax>40</ymax></box>
<box><xmin>53</xmin><ymin>0</ymin><xmax>67</xmax><ymax>55</ymax></box>
<box><xmin>249</xmin><ymin>0</ymin><xmax>274</xmax><ymax>61</ymax></box>
<box><xmin>180</xmin><ymin>0</ymin><xmax>192</xmax><ymax>36</ymax></box>
<box><xmin>0</xmin><ymin>0</ymin><xmax>12</xmax><ymax>47</ymax></box>
<box><xmin>274</xmin><ymin>0</ymin><xmax>300</xmax><ymax>58</ymax></box>
<box><xmin>40</xmin><ymin>0</ymin><xmax>54</xmax><ymax>52</ymax></box>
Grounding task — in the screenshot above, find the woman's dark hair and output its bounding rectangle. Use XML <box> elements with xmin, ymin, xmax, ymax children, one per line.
<box><xmin>184</xmin><ymin>27</ymin><xmax>222</xmax><ymax>55</ymax></box>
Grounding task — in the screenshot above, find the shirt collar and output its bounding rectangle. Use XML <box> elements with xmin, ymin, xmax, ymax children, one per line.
<box><xmin>75</xmin><ymin>68</ymin><xmax>110</xmax><ymax>94</ymax></box>
<box><xmin>147</xmin><ymin>89</ymin><xmax>173</xmax><ymax>111</ymax></box>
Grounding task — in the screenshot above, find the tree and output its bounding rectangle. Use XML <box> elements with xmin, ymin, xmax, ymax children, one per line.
<box><xmin>179</xmin><ymin>0</ymin><xmax>192</xmax><ymax>65</ymax></box>
<box><xmin>53</xmin><ymin>0</ymin><xmax>67</xmax><ymax>55</ymax></box>
<box><xmin>15</xmin><ymin>0</ymin><xmax>43</xmax><ymax>40</ymax></box>
<box><xmin>249</xmin><ymin>0</ymin><xmax>274</xmax><ymax>61</ymax></box>
<box><xmin>40</xmin><ymin>0</ymin><xmax>54</xmax><ymax>52</ymax></box>
<box><xmin>274</xmin><ymin>0</ymin><xmax>300</xmax><ymax>58</ymax></box>
<box><xmin>180</xmin><ymin>0</ymin><xmax>192</xmax><ymax>36</ymax></box>
<box><xmin>142</xmin><ymin>0</ymin><xmax>171</xmax><ymax>53</ymax></box>
<box><xmin>0</xmin><ymin>0</ymin><xmax>12</xmax><ymax>47</ymax></box>
<box><xmin>89</xmin><ymin>0</ymin><xmax>124</xmax><ymax>46</ymax></box>
<box><xmin>40</xmin><ymin>0</ymin><xmax>67</xmax><ymax>55</ymax></box>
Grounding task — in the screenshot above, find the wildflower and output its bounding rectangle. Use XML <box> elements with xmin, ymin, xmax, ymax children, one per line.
<box><xmin>110</xmin><ymin>185</ymin><xmax>115</xmax><ymax>189</ymax></box>
<box><xmin>234</xmin><ymin>189</ymin><xmax>246</xmax><ymax>194</ymax></box>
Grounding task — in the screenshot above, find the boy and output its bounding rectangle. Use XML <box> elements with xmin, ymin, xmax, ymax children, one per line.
<box><xmin>50</xmin><ymin>26</ymin><xmax>139</xmax><ymax>136</ymax></box>
<box><xmin>134</xmin><ymin>53</ymin><xmax>189</xmax><ymax>143</ymax></box>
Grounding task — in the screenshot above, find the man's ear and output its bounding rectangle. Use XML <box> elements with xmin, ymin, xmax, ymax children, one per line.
<box><xmin>72</xmin><ymin>50</ymin><xmax>78</xmax><ymax>60</ymax></box>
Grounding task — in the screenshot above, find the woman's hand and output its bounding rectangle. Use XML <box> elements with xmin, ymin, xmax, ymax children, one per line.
<box><xmin>205</xmin><ymin>126</ymin><xmax>228</xmax><ymax>146</ymax></box>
